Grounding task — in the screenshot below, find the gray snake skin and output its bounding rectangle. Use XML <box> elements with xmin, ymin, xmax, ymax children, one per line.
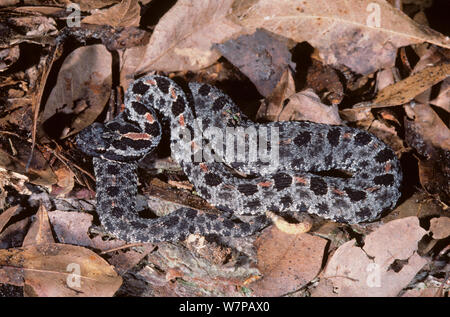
<box><xmin>76</xmin><ymin>75</ymin><xmax>402</xmax><ymax>243</ymax></box>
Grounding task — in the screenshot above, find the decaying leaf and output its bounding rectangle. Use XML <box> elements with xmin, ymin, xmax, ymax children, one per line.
<box><xmin>0</xmin><ymin>205</ymin><xmax>20</xmax><ymax>233</ymax></box>
<box><xmin>39</xmin><ymin>44</ymin><xmax>112</xmax><ymax>139</ymax></box>
<box><xmin>430</xmin><ymin>78</ymin><xmax>450</xmax><ymax>112</ymax></box>
<box><xmin>215</xmin><ymin>28</ymin><xmax>295</xmax><ymax>97</ymax></box>
<box><xmin>0</xmin><ymin>135</ymin><xmax>57</xmax><ymax>186</ymax></box>
<box><xmin>256</xmin><ymin>69</ymin><xmax>296</xmax><ymax>121</ymax></box>
<box><xmin>0</xmin><ymin>243</ymin><xmax>122</xmax><ymax>296</ymax></box>
<box><xmin>404</xmin><ymin>103</ymin><xmax>450</xmax><ymax>151</ymax></box>
<box><xmin>22</xmin><ymin>205</ymin><xmax>54</xmax><ymax>247</ymax></box>
<box><xmin>81</xmin><ymin>0</ymin><xmax>141</xmax><ymax>27</ymax></box>
<box><xmin>233</xmin><ymin>0</ymin><xmax>450</xmax><ymax>74</ymax></box>
<box><xmin>278</xmin><ymin>89</ymin><xmax>343</xmax><ymax>125</ymax></box>
<box><xmin>373</xmin><ymin>63</ymin><xmax>450</xmax><ymax>107</ymax></box>
<box><xmin>251</xmin><ymin>226</ymin><xmax>327</xmax><ymax>296</ymax></box>
<box><xmin>429</xmin><ymin>217</ymin><xmax>450</xmax><ymax>240</ymax></box>
<box><xmin>125</xmin><ymin>0</ymin><xmax>242</xmax><ymax>74</ymax></box>
<box><xmin>314</xmin><ymin>217</ymin><xmax>428</xmax><ymax>297</ymax></box>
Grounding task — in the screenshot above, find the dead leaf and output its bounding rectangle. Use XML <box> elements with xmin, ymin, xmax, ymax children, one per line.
<box><xmin>0</xmin><ymin>217</ymin><xmax>31</xmax><ymax>249</ymax></box>
<box><xmin>22</xmin><ymin>205</ymin><xmax>54</xmax><ymax>246</ymax></box>
<box><xmin>48</xmin><ymin>210</ymin><xmax>154</xmax><ymax>275</ymax></box>
<box><xmin>0</xmin><ymin>205</ymin><xmax>20</xmax><ymax>233</ymax></box>
<box><xmin>374</xmin><ymin>63</ymin><xmax>450</xmax><ymax>107</ymax></box>
<box><xmin>0</xmin><ymin>243</ymin><xmax>122</xmax><ymax>297</ymax></box>
<box><xmin>233</xmin><ymin>0</ymin><xmax>450</xmax><ymax>74</ymax></box>
<box><xmin>52</xmin><ymin>166</ymin><xmax>75</xmax><ymax>196</ymax></box>
<box><xmin>81</xmin><ymin>0</ymin><xmax>141</xmax><ymax>27</ymax></box>
<box><xmin>124</xmin><ymin>0</ymin><xmax>242</xmax><ymax>75</ymax></box>
<box><xmin>256</xmin><ymin>69</ymin><xmax>296</xmax><ymax>121</ymax></box>
<box><xmin>251</xmin><ymin>226</ymin><xmax>327</xmax><ymax>296</ymax></box>
<box><xmin>305</xmin><ymin>59</ymin><xmax>344</xmax><ymax>105</ymax></box>
<box><xmin>279</xmin><ymin>89</ymin><xmax>343</xmax><ymax>124</ymax></box>
<box><xmin>404</xmin><ymin>102</ymin><xmax>450</xmax><ymax>151</ymax></box>
<box><xmin>39</xmin><ymin>44</ymin><xmax>112</xmax><ymax>139</ymax></box>
<box><xmin>0</xmin><ymin>135</ymin><xmax>57</xmax><ymax>186</ymax></box>
<box><xmin>430</xmin><ymin>78</ymin><xmax>450</xmax><ymax>112</ymax></box>
<box><xmin>315</xmin><ymin>217</ymin><xmax>427</xmax><ymax>297</ymax></box>
<box><xmin>0</xmin><ymin>45</ymin><xmax>19</xmax><ymax>71</ymax></box>
<box><xmin>429</xmin><ymin>217</ymin><xmax>450</xmax><ymax>240</ymax></box>
<box><xmin>214</xmin><ymin>28</ymin><xmax>296</xmax><ymax>97</ymax></box>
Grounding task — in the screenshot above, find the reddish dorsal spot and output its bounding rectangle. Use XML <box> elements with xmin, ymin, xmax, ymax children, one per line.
<box><xmin>124</xmin><ymin>132</ymin><xmax>151</xmax><ymax>140</ymax></box>
<box><xmin>332</xmin><ymin>188</ymin><xmax>345</xmax><ymax>195</ymax></box>
<box><xmin>135</xmin><ymin>94</ymin><xmax>142</xmax><ymax>101</ymax></box>
<box><xmin>145</xmin><ymin>113</ymin><xmax>155</xmax><ymax>123</ymax></box>
<box><xmin>373</xmin><ymin>143</ymin><xmax>379</xmax><ymax>149</ymax></box>
<box><xmin>111</xmin><ymin>201</ymin><xmax>115</xmax><ymax>207</ymax></box>
<box><xmin>258</xmin><ymin>181</ymin><xmax>272</xmax><ymax>187</ymax></box>
<box><xmin>385</xmin><ymin>162</ymin><xmax>392</xmax><ymax>172</ymax></box>
<box><xmin>199</xmin><ymin>163</ymin><xmax>208</xmax><ymax>172</ymax></box>
<box><xmin>294</xmin><ymin>176</ymin><xmax>307</xmax><ymax>185</ymax></box>
<box><xmin>170</xmin><ymin>87</ymin><xmax>176</xmax><ymax>99</ymax></box>
<box><xmin>223</xmin><ymin>184</ymin><xmax>236</xmax><ymax>190</ymax></box>
<box><xmin>179</xmin><ymin>114</ymin><xmax>185</xmax><ymax>126</ymax></box>
<box><xmin>365</xmin><ymin>186</ymin><xmax>379</xmax><ymax>192</ymax></box>
<box><xmin>146</xmin><ymin>79</ymin><xmax>157</xmax><ymax>86</ymax></box>
<box><xmin>120</xmin><ymin>103</ymin><xmax>126</xmax><ymax>112</ymax></box>
<box><xmin>343</xmin><ymin>132</ymin><xmax>352</xmax><ymax>139</ymax></box>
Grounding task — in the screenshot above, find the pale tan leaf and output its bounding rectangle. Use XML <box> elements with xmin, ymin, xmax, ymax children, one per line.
<box><xmin>251</xmin><ymin>226</ymin><xmax>327</xmax><ymax>296</ymax></box>
<box><xmin>39</xmin><ymin>44</ymin><xmax>112</xmax><ymax>139</ymax></box>
<box><xmin>126</xmin><ymin>0</ymin><xmax>242</xmax><ymax>74</ymax></box>
<box><xmin>0</xmin><ymin>243</ymin><xmax>122</xmax><ymax>297</ymax></box>
<box><xmin>233</xmin><ymin>0</ymin><xmax>450</xmax><ymax>74</ymax></box>
<box><xmin>429</xmin><ymin>217</ymin><xmax>450</xmax><ymax>240</ymax></box>
<box><xmin>404</xmin><ymin>103</ymin><xmax>450</xmax><ymax>151</ymax></box>
<box><xmin>81</xmin><ymin>0</ymin><xmax>141</xmax><ymax>27</ymax></box>
<box><xmin>281</xmin><ymin>89</ymin><xmax>343</xmax><ymax>125</ymax></box>
<box><xmin>0</xmin><ymin>205</ymin><xmax>19</xmax><ymax>233</ymax></box>
<box><xmin>22</xmin><ymin>204</ymin><xmax>55</xmax><ymax>246</ymax></box>
<box><xmin>374</xmin><ymin>63</ymin><xmax>450</xmax><ymax>107</ymax></box>
<box><xmin>430</xmin><ymin>78</ymin><xmax>450</xmax><ymax>112</ymax></box>
<box><xmin>315</xmin><ymin>217</ymin><xmax>427</xmax><ymax>297</ymax></box>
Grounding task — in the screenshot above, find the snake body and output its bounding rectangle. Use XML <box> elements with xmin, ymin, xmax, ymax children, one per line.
<box><xmin>76</xmin><ymin>75</ymin><xmax>402</xmax><ymax>243</ymax></box>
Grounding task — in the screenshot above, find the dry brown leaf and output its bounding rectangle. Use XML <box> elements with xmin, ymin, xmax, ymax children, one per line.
<box><xmin>305</xmin><ymin>59</ymin><xmax>344</xmax><ymax>105</ymax></box>
<box><xmin>0</xmin><ymin>243</ymin><xmax>122</xmax><ymax>296</ymax></box>
<box><xmin>0</xmin><ymin>135</ymin><xmax>57</xmax><ymax>186</ymax></box>
<box><xmin>124</xmin><ymin>0</ymin><xmax>242</xmax><ymax>75</ymax></box>
<box><xmin>81</xmin><ymin>0</ymin><xmax>140</xmax><ymax>27</ymax></box>
<box><xmin>251</xmin><ymin>226</ymin><xmax>327</xmax><ymax>296</ymax></box>
<box><xmin>0</xmin><ymin>46</ymin><xmax>20</xmax><ymax>71</ymax></box>
<box><xmin>22</xmin><ymin>205</ymin><xmax>54</xmax><ymax>247</ymax></box>
<box><xmin>281</xmin><ymin>89</ymin><xmax>343</xmax><ymax>125</ymax></box>
<box><xmin>315</xmin><ymin>217</ymin><xmax>427</xmax><ymax>297</ymax></box>
<box><xmin>374</xmin><ymin>63</ymin><xmax>450</xmax><ymax>107</ymax></box>
<box><xmin>52</xmin><ymin>166</ymin><xmax>75</xmax><ymax>196</ymax></box>
<box><xmin>404</xmin><ymin>102</ymin><xmax>450</xmax><ymax>151</ymax></box>
<box><xmin>256</xmin><ymin>69</ymin><xmax>296</xmax><ymax>121</ymax></box>
<box><xmin>233</xmin><ymin>0</ymin><xmax>450</xmax><ymax>74</ymax></box>
<box><xmin>39</xmin><ymin>44</ymin><xmax>112</xmax><ymax>139</ymax></box>
<box><xmin>214</xmin><ymin>28</ymin><xmax>296</xmax><ymax>97</ymax></box>
<box><xmin>61</xmin><ymin>0</ymin><xmax>120</xmax><ymax>11</ymax></box>
<box><xmin>48</xmin><ymin>211</ymin><xmax>154</xmax><ymax>274</ymax></box>
<box><xmin>0</xmin><ymin>217</ymin><xmax>31</xmax><ymax>249</ymax></box>
<box><xmin>430</xmin><ymin>78</ymin><xmax>450</xmax><ymax>112</ymax></box>
<box><xmin>0</xmin><ymin>205</ymin><xmax>19</xmax><ymax>233</ymax></box>
<box><xmin>429</xmin><ymin>217</ymin><xmax>450</xmax><ymax>240</ymax></box>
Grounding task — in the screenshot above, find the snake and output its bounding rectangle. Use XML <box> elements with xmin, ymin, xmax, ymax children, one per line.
<box><xmin>76</xmin><ymin>75</ymin><xmax>402</xmax><ymax>243</ymax></box>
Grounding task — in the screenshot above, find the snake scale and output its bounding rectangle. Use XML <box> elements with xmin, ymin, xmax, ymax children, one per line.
<box><xmin>76</xmin><ymin>75</ymin><xmax>402</xmax><ymax>243</ymax></box>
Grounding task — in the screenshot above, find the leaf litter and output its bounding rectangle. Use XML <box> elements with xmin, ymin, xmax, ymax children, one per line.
<box><xmin>0</xmin><ymin>0</ymin><xmax>449</xmax><ymax>297</ymax></box>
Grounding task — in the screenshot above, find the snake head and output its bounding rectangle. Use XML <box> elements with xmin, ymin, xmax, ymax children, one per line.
<box><xmin>76</xmin><ymin>122</ymin><xmax>109</xmax><ymax>158</ymax></box>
